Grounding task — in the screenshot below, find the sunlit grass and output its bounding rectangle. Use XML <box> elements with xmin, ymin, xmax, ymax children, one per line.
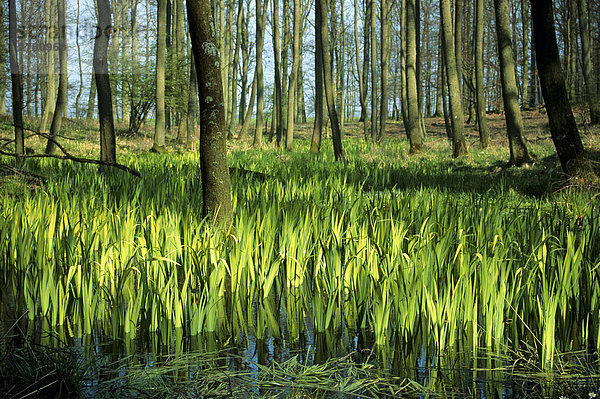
<box><xmin>1</xmin><ymin>118</ymin><xmax>600</xmax><ymax>372</ymax></box>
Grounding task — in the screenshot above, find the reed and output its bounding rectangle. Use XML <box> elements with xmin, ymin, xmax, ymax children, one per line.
<box><xmin>1</xmin><ymin>138</ymin><xmax>599</xmax><ymax>370</ymax></box>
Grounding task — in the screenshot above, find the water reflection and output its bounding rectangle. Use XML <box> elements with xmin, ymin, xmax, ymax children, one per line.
<box><xmin>1</xmin><ymin>310</ymin><xmax>599</xmax><ymax>398</ymax></box>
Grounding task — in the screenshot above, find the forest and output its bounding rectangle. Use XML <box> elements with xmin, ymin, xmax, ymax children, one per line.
<box><xmin>1</xmin><ymin>0</ymin><xmax>600</xmax><ymax>397</ymax></box>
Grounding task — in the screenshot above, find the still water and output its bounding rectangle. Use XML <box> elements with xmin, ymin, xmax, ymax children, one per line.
<box><xmin>1</xmin><ymin>308</ymin><xmax>598</xmax><ymax>398</ymax></box>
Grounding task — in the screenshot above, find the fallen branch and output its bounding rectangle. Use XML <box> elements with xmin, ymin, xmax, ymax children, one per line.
<box><xmin>0</xmin><ymin>127</ymin><xmax>141</xmax><ymax>178</ymax></box>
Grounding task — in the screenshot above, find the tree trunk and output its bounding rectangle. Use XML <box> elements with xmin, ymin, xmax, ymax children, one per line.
<box><xmin>454</xmin><ymin>0</ymin><xmax>464</xmax><ymax>98</ymax></box>
<box><xmin>378</xmin><ymin>0</ymin><xmax>391</xmax><ymax>142</ymax></box>
<box><xmin>87</xmin><ymin>75</ymin><xmax>96</xmax><ymax>119</ymax></box>
<box><xmin>186</xmin><ymin>53</ymin><xmax>198</xmax><ymax>149</ymax></box>
<box><xmin>353</xmin><ymin>0</ymin><xmax>367</xmax><ymax>133</ymax></box>
<box><xmin>0</xmin><ymin>0</ymin><xmax>6</xmax><ymax>115</ymax></box>
<box><xmin>405</xmin><ymin>0</ymin><xmax>423</xmax><ymax>153</ymax></box>
<box><xmin>228</xmin><ymin>0</ymin><xmax>242</xmax><ymax>137</ymax></box>
<box><xmin>521</xmin><ymin>0</ymin><xmax>530</xmax><ymax>109</ymax></box>
<box><xmin>577</xmin><ymin>0</ymin><xmax>600</xmax><ymax>124</ymax></box>
<box><xmin>187</xmin><ymin>0</ymin><xmax>233</xmax><ymax>224</ymax></box>
<box><xmin>530</xmin><ymin>0</ymin><xmax>589</xmax><ymax>178</ymax></box>
<box><xmin>370</xmin><ymin>0</ymin><xmax>377</xmax><ymax>141</ymax></box>
<box><xmin>39</xmin><ymin>0</ymin><xmax>57</xmax><ymax>134</ymax></box>
<box><xmin>94</xmin><ymin>0</ymin><xmax>116</xmax><ymax>163</ymax></box>
<box><xmin>45</xmin><ymin>0</ymin><xmax>68</xmax><ymax>155</ymax></box>
<box><xmin>494</xmin><ymin>0</ymin><xmax>531</xmax><ymax>165</ymax></box>
<box><xmin>284</xmin><ymin>0</ymin><xmax>300</xmax><ymax>151</ymax></box>
<box><xmin>153</xmin><ymin>0</ymin><xmax>167</xmax><ymax>152</ymax></box>
<box><xmin>9</xmin><ymin>0</ymin><xmax>23</xmax><ymax>155</ymax></box>
<box><xmin>318</xmin><ymin>0</ymin><xmax>344</xmax><ymax>161</ymax></box>
<box><xmin>272</xmin><ymin>0</ymin><xmax>283</xmax><ymax>146</ymax></box>
<box><xmin>441</xmin><ymin>0</ymin><xmax>467</xmax><ymax>156</ymax></box>
<box><xmin>254</xmin><ymin>0</ymin><xmax>269</xmax><ymax>147</ymax></box>
<box><xmin>311</xmin><ymin>0</ymin><xmax>324</xmax><ymax>153</ymax></box>
<box><xmin>475</xmin><ymin>0</ymin><xmax>489</xmax><ymax>148</ymax></box>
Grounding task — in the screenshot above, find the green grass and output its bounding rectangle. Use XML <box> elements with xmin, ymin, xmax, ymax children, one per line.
<box><xmin>1</xmin><ymin>119</ymin><xmax>600</xmax><ymax>374</ymax></box>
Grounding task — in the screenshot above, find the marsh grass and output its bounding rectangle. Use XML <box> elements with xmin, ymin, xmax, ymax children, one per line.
<box><xmin>1</xmin><ymin>112</ymin><xmax>600</xmax><ymax>378</ymax></box>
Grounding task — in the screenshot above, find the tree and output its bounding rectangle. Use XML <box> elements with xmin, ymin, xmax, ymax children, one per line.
<box><xmin>187</xmin><ymin>0</ymin><xmax>233</xmax><ymax>224</ymax></box>
<box><xmin>317</xmin><ymin>0</ymin><xmax>344</xmax><ymax>161</ymax></box>
<box><xmin>254</xmin><ymin>0</ymin><xmax>269</xmax><ymax>147</ymax></box>
<box><xmin>379</xmin><ymin>0</ymin><xmax>391</xmax><ymax>142</ymax></box>
<box><xmin>152</xmin><ymin>0</ymin><xmax>168</xmax><ymax>152</ymax></box>
<box><xmin>311</xmin><ymin>0</ymin><xmax>324</xmax><ymax>153</ymax></box>
<box><xmin>9</xmin><ymin>0</ymin><xmax>23</xmax><ymax>156</ymax></box>
<box><xmin>474</xmin><ymin>0</ymin><xmax>489</xmax><ymax>148</ymax></box>
<box><xmin>95</xmin><ymin>0</ymin><xmax>117</xmax><ymax>163</ymax></box>
<box><xmin>272</xmin><ymin>0</ymin><xmax>283</xmax><ymax>145</ymax></box>
<box><xmin>440</xmin><ymin>0</ymin><xmax>467</xmax><ymax>156</ymax></box>
<box><xmin>284</xmin><ymin>0</ymin><xmax>300</xmax><ymax>151</ymax></box>
<box><xmin>577</xmin><ymin>0</ymin><xmax>600</xmax><ymax>124</ymax></box>
<box><xmin>530</xmin><ymin>0</ymin><xmax>590</xmax><ymax>177</ymax></box>
<box><xmin>405</xmin><ymin>0</ymin><xmax>423</xmax><ymax>153</ymax></box>
<box><xmin>45</xmin><ymin>0</ymin><xmax>68</xmax><ymax>155</ymax></box>
<box><xmin>493</xmin><ymin>0</ymin><xmax>531</xmax><ymax>165</ymax></box>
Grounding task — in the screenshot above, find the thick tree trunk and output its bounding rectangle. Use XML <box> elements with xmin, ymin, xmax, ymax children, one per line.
<box><xmin>152</xmin><ymin>0</ymin><xmax>167</xmax><ymax>152</ymax></box>
<box><xmin>39</xmin><ymin>0</ymin><xmax>57</xmax><ymax>134</ymax></box>
<box><xmin>187</xmin><ymin>0</ymin><xmax>233</xmax><ymax>224</ymax></box>
<box><xmin>311</xmin><ymin>0</ymin><xmax>324</xmax><ymax>154</ymax></box>
<box><xmin>353</xmin><ymin>0</ymin><xmax>367</xmax><ymax>134</ymax></box>
<box><xmin>577</xmin><ymin>0</ymin><xmax>600</xmax><ymax>124</ymax></box>
<box><xmin>475</xmin><ymin>0</ymin><xmax>489</xmax><ymax>148</ymax></box>
<box><xmin>45</xmin><ymin>0</ymin><xmax>67</xmax><ymax>155</ymax></box>
<box><xmin>441</xmin><ymin>0</ymin><xmax>467</xmax><ymax>156</ymax></box>
<box><xmin>494</xmin><ymin>0</ymin><xmax>531</xmax><ymax>166</ymax></box>
<box><xmin>318</xmin><ymin>0</ymin><xmax>344</xmax><ymax>161</ymax></box>
<box><xmin>530</xmin><ymin>0</ymin><xmax>589</xmax><ymax>177</ymax></box>
<box><xmin>405</xmin><ymin>0</ymin><xmax>423</xmax><ymax>153</ymax></box>
<box><xmin>9</xmin><ymin>0</ymin><xmax>23</xmax><ymax>156</ymax></box>
<box><xmin>521</xmin><ymin>0</ymin><xmax>530</xmax><ymax>109</ymax></box>
<box><xmin>95</xmin><ymin>0</ymin><xmax>116</xmax><ymax>163</ymax></box>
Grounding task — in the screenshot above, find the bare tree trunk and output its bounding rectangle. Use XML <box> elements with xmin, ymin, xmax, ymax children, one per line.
<box><xmin>405</xmin><ymin>0</ymin><xmax>423</xmax><ymax>152</ymax></box>
<box><xmin>353</xmin><ymin>0</ymin><xmax>367</xmax><ymax>132</ymax></box>
<box><xmin>153</xmin><ymin>0</ymin><xmax>167</xmax><ymax>152</ymax></box>
<box><xmin>311</xmin><ymin>0</ymin><xmax>324</xmax><ymax>153</ymax></box>
<box><xmin>475</xmin><ymin>0</ymin><xmax>489</xmax><ymax>148</ymax></box>
<box><xmin>272</xmin><ymin>0</ymin><xmax>283</xmax><ymax>146</ymax></box>
<box><xmin>187</xmin><ymin>0</ymin><xmax>233</xmax><ymax>224</ymax></box>
<box><xmin>9</xmin><ymin>0</ymin><xmax>23</xmax><ymax>155</ymax></box>
<box><xmin>378</xmin><ymin>0</ymin><xmax>391</xmax><ymax>142</ymax></box>
<box><xmin>254</xmin><ymin>0</ymin><xmax>269</xmax><ymax>147</ymax></box>
<box><xmin>494</xmin><ymin>0</ymin><xmax>531</xmax><ymax>165</ymax></box>
<box><xmin>0</xmin><ymin>0</ymin><xmax>6</xmax><ymax>115</ymax></box>
<box><xmin>95</xmin><ymin>0</ymin><xmax>116</xmax><ymax>163</ymax></box>
<box><xmin>317</xmin><ymin>0</ymin><xmax>344</xmax><ymax>161</ymax></box>
<box><xmin>39</xmin><ymin>0</ymin><xmax>57</xmax><ymax>134</ymax></box>
<box><xmin>441</xmin><ymin>0</ymin><xmax>467</xmax><ymax>156</ymax></box>
<box><xmin>531</xmin><ymin>0</ymin><xmax>590</xmax><ymax>178</ymax></box>
<box><xmin>370</xmin><ymin>0</ymin><xmax>377</xmax><ymax>141</ymax></box>
<box><xmin>521</xmin><ymin>0</ymin><xmax>530</xmax><ymax>109</ymax></box>
<box><xmin>577</xmin><ymin>0</ymin><xmax>600</xmax><ymax>124</ymax></box>
<box><xmin>45</xmin><ymin>0</ymin><xmax>67</xmax><ymax>155</ymax></box>
<box><xmin>75</xmin><ymin>0</ymin><xmax>84</xmax><ymax>118</ymax></box>
<box><xmin>285</xmin><ymin>0</ymin><xmax>300</xmax><ymax>151</ymax></box>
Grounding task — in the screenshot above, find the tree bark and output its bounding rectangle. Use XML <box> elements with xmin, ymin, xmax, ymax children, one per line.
<box><xmin>494</xmin><ymin>0</ymin><xmax>531</xmax><ymax>165</ymax></box>
<box><xmin>317</xmin><ymin>0</ymin><xmax>344</xmax><ymax>161</ymax></box>
<box><xmin>405</xmin><ymin>0</ymin><xmax>423</xmax><ymax>153</ymax></box>
<box><xmin>0</xmin><ymin>0</ymin><xmax>6</xmax><ymax>115</ymax></box>
<box><xmin>187</xmin><ymin>0</ymin><xmax>233</xmax><ymax>224</ymax></box>
<box><xmin>441</xmin><ymin>0</ymin><xmax>467</xmax><ymax>156</ymax></box>
<box><xmin>39</xmin><ymin>0</ymin><xmax>57</xmax><ymax>134</ymax></box>
<box><xmin>254</xmin><ymin>0</ymin><xmax>269</xmax><ymax>147</ymax></box>
<box><xmin>284</xmin><ymin>0</ymin><xmax>300</xmax><ymax>151</ymax></box>
<box><xmin>370</xmin><ymin>0</ymin><xmax>377</xmax><ymax>141</ymax></box>
<box><xmin>530</xmin><ymin>0</ymin><xmax>589</xmax><ymax>177</ymax></box>
<box><xmin>353</xmin><ymin>0</ymin><xmax>367</xmax><ymax>133</ymax></box>
<box><xmin>95</xmin><ymin>0</ymin><xmax>116</xmax><ymax>163</ymax></box>
<box><xmin>272</xmin><ymin>0</ymin><xmax>283</xmax><ymax>146</ymax></box>
<box><xmin>153</xmin><ymin>0</ymin><xmax>167</xmax><ymax>152</ymax></box>
<box><xmin>311</xmin><ymin>0</ymin><xmax>324</xmax><ymax>153</ymax></box>
<box><xmin>378</xmin><ymin>0</ymin><xmax>391</xmax><ymax>142</ymax></box>
<box><xmin>45</xmin><ymin>0</ymin><xmax>68</xmax><ymax>155</ymax></box>
<box><xmin>577</xmin><ymin>0</ymin><xmax>600</xmax><ymax>124</ymax></box>
<box><xmin>9</xmin><ymin>0</ymin><xmax>23</xmax><ymax>156</ymax></box>
<box><xmin>475</xmin><ymin>0</ymin><xmax>489</xmax><ymax>148</ymax></box>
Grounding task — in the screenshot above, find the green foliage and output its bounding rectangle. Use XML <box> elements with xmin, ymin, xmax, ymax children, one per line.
<box><xmin>1</xmin><ymin>138</ymin><xmax>599</xmax><ymax>372</ymax></box>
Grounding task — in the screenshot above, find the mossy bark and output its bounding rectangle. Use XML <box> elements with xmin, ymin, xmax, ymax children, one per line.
<box><xmin>440</xmin><ymin>0</ymin><xmax>467</xmax><ymax>157</ymax></box>
<box><xmin>153</xmin><ymin>0</ymin><xmax>167</xmax><ymax>152</ymax></box>
<box><xmin>475</xmin><ymin>0</ymin><xmax>489</xmax><ymax>148</ymax></box>
<box><xmin>187</xmin><ymin>0</ymin><xmax>233</xmax><ymax>225</ymax></box>
<box><xmin>405</xmin><ymin>0</ymin><xmax>423</xmax><ymax>153</ymax></box>
<box><xmin>531</xmin><ymin>0</ymin><xmax>591</xmax><ymax>178</ymax></box>
<box><xmin>494</xmin><ymin>0</ymin><xmax>531</xmax><ymax>166</ymax></box>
